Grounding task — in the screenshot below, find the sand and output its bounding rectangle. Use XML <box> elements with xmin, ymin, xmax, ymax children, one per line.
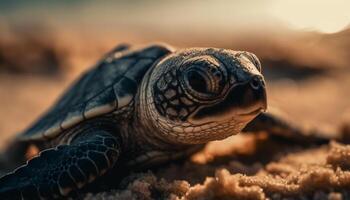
<box><xmin>83</xmin><ymin>139</ymin><xmax>350</xmax><ymax>200</ymax></box>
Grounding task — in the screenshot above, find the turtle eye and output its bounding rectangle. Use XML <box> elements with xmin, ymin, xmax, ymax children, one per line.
<box><xmin>187</xmin><ymin>70</ymin><xmax>209</xmax><ymax>94</ymax></box>
<box><xmin>181</xmin><ymin>56</ymin><xmax>227</xmax><ymax>101</ymax></box>
<box><xmin>184</xmin><ymin>65</ymin><xmax>224</xmax><ymax>99</ymax></box>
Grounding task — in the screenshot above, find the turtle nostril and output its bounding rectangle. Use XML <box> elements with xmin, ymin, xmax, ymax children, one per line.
<box><xmin>250</xmin><ymin>76</ymin><xmax>262</xmax><ymax>90</ymax></box>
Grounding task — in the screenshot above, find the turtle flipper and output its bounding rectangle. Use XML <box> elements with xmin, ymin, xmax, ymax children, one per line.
<box><xmin>0</xmin><ymin>131</ymin><xmax>121</xmax><ymax>199</ymax></box>
<box><xmin>243</xmin><ymin>109</ymin><xmax>333</xmax><ymax>144</ymax></box>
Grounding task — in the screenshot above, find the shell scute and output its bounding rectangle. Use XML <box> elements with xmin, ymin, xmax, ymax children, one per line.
<box><xmin>19</xmin><ymin>44</ymin><xmax>172</xmax><ymax>141</ymax></box>
<box><xmin>84</xmin><ymin>87</ymin><xmax>117</xmax><ymax>119</ymax></box>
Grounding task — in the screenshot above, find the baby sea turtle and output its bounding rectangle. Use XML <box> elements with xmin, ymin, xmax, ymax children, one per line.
<box><xmin>0</xmin><ymin>44</ymin><xmax>328</xmax><ymax>199</ymax></box>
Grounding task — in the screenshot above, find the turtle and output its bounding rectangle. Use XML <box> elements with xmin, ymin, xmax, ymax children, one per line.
<box><xmin>0</xmin><ymin>44</ymin><xmax>329</xmax><ymax>199</ymax></box>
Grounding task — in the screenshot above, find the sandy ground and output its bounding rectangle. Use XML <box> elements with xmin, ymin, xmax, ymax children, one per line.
<box><xmin>1</xmin><ymin>26</ymin><xmax>350</xmax><ymax>199</ymax></box>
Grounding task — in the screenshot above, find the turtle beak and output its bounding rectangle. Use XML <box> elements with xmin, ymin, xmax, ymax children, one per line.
<box><xmin>217</xmin><ymin>75</ymin><xmax>267</xmax><ymax>120</ymax></box>
<box><xmin>235</xmin><ymin>75</ymin><xmax>267</xmax><ymax>117</ymax></box>
<box><xmin>190</xmin><ymin>75</ymin><xmax>267</xmax><ymax>123</ymax></box>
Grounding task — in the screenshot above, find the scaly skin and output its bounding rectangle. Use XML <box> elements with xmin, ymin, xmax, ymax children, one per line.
<box><xmin>136</xmin><ymin>48</ymin><xmax>266</xmax><ymax>147</ymax></box>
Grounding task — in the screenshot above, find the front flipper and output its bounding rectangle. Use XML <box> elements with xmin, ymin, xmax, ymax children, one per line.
<box><xmin>0</xmin><ymin>131</ymin><xmax>121</xmax><ymax>199</ymax></box>
<box><xmin>243</xmin><ymin>109</ymin><xmax>334</xmax><ymax>144</ymax></box>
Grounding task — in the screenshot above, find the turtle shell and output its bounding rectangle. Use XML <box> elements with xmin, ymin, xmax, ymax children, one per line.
<box><xmin>19</xmin><ymin>44</ymin><xmax>172</xmax><ymax>141</ymax></box>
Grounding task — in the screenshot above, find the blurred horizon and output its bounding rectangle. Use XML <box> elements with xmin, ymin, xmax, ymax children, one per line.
<box><xmin>1</xmin><ymin>0</ymin><xmax>350</xmax><ymax>78</ymax></box>
<box><xmin>0</xmin><ymin>0</ymin><xmax>349</xmax><ymax>34</ymax></box>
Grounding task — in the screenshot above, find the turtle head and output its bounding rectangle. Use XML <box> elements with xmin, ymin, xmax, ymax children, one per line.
<box><xmin>140</xmin><ymin>48</ymin><xmax>267</xmax><ymax>144</ymax></box>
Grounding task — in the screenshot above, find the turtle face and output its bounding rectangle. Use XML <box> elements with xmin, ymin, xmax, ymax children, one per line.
<box><xmin>141</xmin><ymin>48</ymin><xmax>267</xmax><ymax>144</ymax></box>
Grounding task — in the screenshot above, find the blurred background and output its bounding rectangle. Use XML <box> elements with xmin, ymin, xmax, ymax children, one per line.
<box><xmin>0</xmin><ymin>0</ymin><xmax>350</xmax><ymax>148</ymax></box>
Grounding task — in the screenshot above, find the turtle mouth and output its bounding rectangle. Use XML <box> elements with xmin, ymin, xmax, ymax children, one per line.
<box><xmin>238</xmin><ymin>107</ymin><xmax>264</xmax><ymax>116</ymax></box>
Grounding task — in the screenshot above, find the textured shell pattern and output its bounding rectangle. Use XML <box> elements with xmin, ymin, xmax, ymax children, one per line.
<box><xmin>19</xmin><ymin>45</ymin><xmax>171</xmax><ymax>141</ymax></box>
